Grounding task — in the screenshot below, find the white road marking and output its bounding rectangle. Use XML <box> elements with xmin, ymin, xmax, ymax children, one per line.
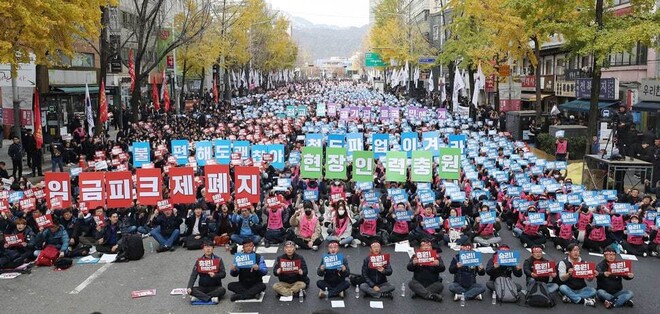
<box><xmin>69</xmin><ymin>263</ymin><xmax>112</xmax><ymax>294</ymax></box>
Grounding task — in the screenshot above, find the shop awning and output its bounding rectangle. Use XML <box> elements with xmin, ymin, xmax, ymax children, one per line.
<box><xmin>520</xmin><ymin>93</ymin><xmax>553</xmax><ymax>102</ymax></box>
<box><xmin>51</xmin><ymin>86</ymin><xmax>99</xmax><ymax>94</ymax></box>
<box><xmin>558</xmin><ymin>99</ymin><xmax>619</xmax><ymax>113</ymax></box>
<box><xmin>632</xmin><ymin>101</ymin><xmax>660</xmax><ymax>113</ymax></box>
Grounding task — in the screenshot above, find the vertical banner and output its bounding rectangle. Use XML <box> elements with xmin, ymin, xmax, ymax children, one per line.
<box><xmin>353</xmin><ymin>151</ymin><xmax>374</xmax><ymax>182</ymax></box>
<box><xmin>448</xmin><ymin>134</ymin><xmax>467</xmax><ymax>154</ymax></box>
<box><xmin>411</xmin><ymin>151</ymin><xmax>433</xmax><ymax>182</ymax></box>
<box><xmin>267</xmin><ymin>144</ymin><xmax>285</xmax><ymax>170</ymax></box>
<box><xmin>251</xmin><ymin>144</ymin><xmax>268</xmax><ymax>164</ymax></box>
<box><xmin>132</xmin><ymin>142</ymin><xmax>151</xmax><ymax>168</ymax></box>
<box><xmin>316</xmin><ymin>103</ymin><xmax>326</xmax><ymax>117</ymax></box>
<box><xmin>105</xmin><ymin>171</ymin><xmax>133</xmax><ymax>208</ymax></box>
<box><xmin>214</xmin><ymin>139</ymin><xmax>232</xmax><ymax>165</ymax></box>
<box><xmin>305</xmin><ymin>133</ymin><xmax>323</xmax><ymax>147</ymax></box>
<box><xmin>422</xmin><ymin>131</ymin><xmax>440</xmax><ymax>157</ymax></box>
<box><xmin>136</xmin><ymin>168</ymin><xmax>163</xmax><ymax>205</ymax></box>
<box><xmin>385</xmin><ymin>151</ymin><xmax>407</xmax><ymax>182</ymax></box>
<box><xmin>401</xmin><ymin>132</ymin><xmax>419</xmax><ymax>157</ymax></box>
<box><xmin>205</xmin><ymin>165</ymin><xmax>230</xmax><ymax>203</ymax></box>
<box><xmin>169</xmin><ymin>167</ymin><xmax>195</xmax><ymax>204</ymax></box>
<box><xmin>345</xmin><ymin>133</ymin><xmax>364</xmax><ymax>156</ymax></box>
<box><xmin>45</xmin><ymin>172</ymin><xmax>72</xmax><ymax>209</ymax></box>
<box><xmin>325</xmin><ymin>147</ymin><xmax>347</xmax><ymax>180</ymax></box>
<box><xmin>301</xmin><ymin>147</ymin><xmax>323</xmax><ymax>179</ymax></box>
<box><xmin>78</xmin><ymin>172</ymin><xmax>106</xmax><ymax>209</ymax></box>
<box><xmin>195</xmin><ymin>141</ymin><xmax>213</xmax><ymax>166</ymax></box>
<box><xmin>327</xmin><ymin>133</ymin><xmax>345</xmax><ymax>148</ymax></box>
<box><xmin>438</xmin><ymin>147</ymin><xmax>461</xmax><ymax>180</ymax></box>
<box><xmin>170</xmin><ymin>140</ymin><xmax>189</xmax><ymax>165</ymax></box>
<box><xmin>234</xmin><ymin>166</ymin><xmax>260</xmax><ymax>203</ymax></box>
<box><xmin>232</xmin><ymin>141</ymin><xmax>251</xmax><ymax>160</ymax></box>
<box><xmin>372</xmin><ymin>133</ymin><xmax>389</xmax><ymax>159</ymax></box>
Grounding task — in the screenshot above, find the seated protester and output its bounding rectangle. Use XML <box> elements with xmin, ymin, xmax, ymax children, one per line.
<box><xmin>149</xmin><ymin>207</ymin><xmax>183</xmax><ymax>252</ymax></box>
<box><xmin>596</xmin><ymin>247</ymin><xmax>635</xmax><ymax>309</ymax></box>
<box><xmin>324</xmin><ymin>201</ymin><xmax>355</xmax><ymax>247</ymax></box>
<box><xmin>485</xmin><ymin>245</ymin><xmax>523</xmax><ymax>293</ymax></box>
<box><xmin>448</xmin><ymin>242</ymin><xmax>486</xmax><ymax>301</ymax></box>
<box><xmin>3</xmin><ymin>218</ymin><xmax>37</xmax><ymax>266</ymax></box>
<box><xmin>523</xmin><ymin>245</ymin><xmax>559</xmax><ymax>293</ymax></box>
<box><xmin>472</xmin><ymin>205</ymin><xmax>502</xmax><ymax>248</ymax></box>
<box><xmin>187</xmin><ymin>240</ymin><xmax>226</xmax><ymax>304</ymax></box>
<box><xmin>183</xmin><ymin>206</ymin><xmax>210</xmax><ymax>250</ymax></box>
<box><xmin>273</xmin><ymin>241</ymin><xmax>309</xmax><ymax>297</ymax></box>
<box><xmin>387</xmin><ymin>202</ymin><xmax>413</xmax><ymax>244</ymax></box>
<box><xmin>519</xmin><ymin>206</ymin><xmax>547</xmax><ymax>248</ymax></box>
<box><xmin>263</xmin><ymin>199</ymin><xmax>288</xmax><ymax>248</ymax></box>
<box><xmin>116</xmin><ymin>206</ymin><xmax>139</xmax><ymax>234</ymax></box>
<box><xmin>227</xmin><ymin>238</ymin><xmax>268</xmax><ymax>301</ymax></box>
<box><xmin>60</xmin><ymin>209</ymin><xmax>81</xmax><ymax>248</ymax></box>
<box><xmin>214</xmin><ymin>203</ymin><xmax>235</xmax><ymax>242</ymax></box>
<box><xmin>230</xmin><ymin>206</ymin><xmax>262</xmax><ymax>245</ymax></box>
<box><xmin>552</xmin><ymin>219</ymin><xmax>578</xmax><ymax>252</ymax></box>
<box><xmin>443</xmin><ymin>208</ymin><xmax>470</xmax><ymax>246</ymax></box>
<box><xmin>317</xmin><ymin>240</ymin><xmax>351</xmax><ymax>299</ymax></box>
<box><xmin>95</xmin><ymin>212</ymin><xmax>124</xmax><ymax>254</ymax></box>
<box><xmin>575</xmin><ymin>205</ymin><xmax>592</xmax><ymax>241</ymax></box>
<box><xmin>412</xmin><ymin>204</ymin><xmax>444</xmax><ymax>251</ymax></box>
<box><xmin>289</xmin><ymin>201</ymin><xmax>322</xmax><ymax>251</ymax></box>
<box><xmin>353</xmin><ymin>208</ymin><xmax>382</xmax><ymax>247</ymax></box>
<box><xmin>34</xmin><ymin>217</ymin><xmax>69</xmax><ymax>259</ymax></box>
<box><xmin>134</xmin><ymin>205</ymin><xmax>152</xmax><ymax>235</ymax></box>
<box><xmin>621</xmin><ymin>214</ymin><xmax>649</xmax><ymax>257</ymax></box>
<box><xmin>406</xmin><ymin>238</ymin><xmax>445</xmax><ymax>302</ymax></box>
<box><xmin>359</xmin><ymin>242</ymin><xmax>394</xmax><ymax>299</ymax></box>
<box><xmin>608</xmin><ymin>212</ymin><xmax>626</xmax><ymax>244</ymax></box>
<box><xmin>557</xmin><ymin>243</ymin><xmax>597</xmax><ymax>307</ymax></box>
<box><xmin>649</xmin><ymin>222</ymin><xmax>660</xmax><ymax>257</ymax></box>
<box><xmin>583</xmin><ymin>219</ymin><xmax>614</xmax><ymax>254</ymax></box>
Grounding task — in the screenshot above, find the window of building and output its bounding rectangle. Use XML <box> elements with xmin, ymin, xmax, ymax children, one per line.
<box><xmin>72</xmin><ymin>53</ymin><xmax>95</xmax><ymax>67</ymax></box>
<box><xmin>544</xmin><ymin>59</ymin><xmax>553</xmax><ymax>75</ymax></box>
<box><xmin>611</xmin><ymin>0</ymin><xmax>630</xmax><ymax>6</ymax></box>
<box><xmin>433</xmin><ymin>24</ymin><xmax>439</xmax><ymax>41</ymax></box>
<box><xmin>607</xmin><ymin>42</ymin><xmax>647</xmax><ymax>67</ymax></box>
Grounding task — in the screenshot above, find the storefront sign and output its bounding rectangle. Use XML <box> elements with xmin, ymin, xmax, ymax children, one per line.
<box><xmin>555</xmin><ymin>81</ymin><xmax>575</xmax><ymax>97</ymax></box>
<box><xmin>576</xmin><ymin>78</ymin><xmax>618</xmax><ymax>100</ymax></box>
<box><xmin>640</xmin><ymin>79</ymin><xmax>660</xmax><ymax>102</ymax></box>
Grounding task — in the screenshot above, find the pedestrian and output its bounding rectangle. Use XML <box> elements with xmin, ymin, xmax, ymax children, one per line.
<box><xmin>50</xmin><ymin>137</ymin><xmax>64</xmax><ymax>172</ymax></box>
<box><xmin>8</xmin><ymin>136</ymin><xmax>24</xmax><ymax>179</ymax></box>
<box><xmin>187</xmin><ymin>240</ymin><xmax>226</xmax><ymax>304</ymax></box>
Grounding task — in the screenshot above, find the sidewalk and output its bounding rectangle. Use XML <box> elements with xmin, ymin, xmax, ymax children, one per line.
<box><xmin>0</xmin><ymin>130</ymin><xmax>120</xmax><ymax>184</ymax></box>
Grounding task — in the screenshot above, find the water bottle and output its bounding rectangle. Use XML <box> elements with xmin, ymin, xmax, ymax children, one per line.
<box><xmin>401</xmin><ymin>283</ymin><xmax>406</xmax><ymax>297</ymax></box>
<box><xmin>355</xmin><ymin>285</ymin><xmax>360</xmax><ymax>299</ymax></box>
<box><xmin>325</xmin><ymin>287</ymin><xmax>329</xmax><ymax>301</ymax></box>
<box><xmin>149</xmin><ymin>242</ymin><xmax>154</xmax><ymax>253</ymax></box>
<box><xmin>492</xmin><ymin>291</ymin><xmax>497</xmax><ymax>304</ymax></box>
<box><xmin>299</xmin><ymin>289</ymin><xmax>304</xmax><ymax>303</ymax></box>
<box><xmin>460</xmin><ymin>293</ymin><xmax>465</xmax><ymax>307</ymax></box>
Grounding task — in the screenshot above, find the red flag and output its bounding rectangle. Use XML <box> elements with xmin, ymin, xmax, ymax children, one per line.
<box><xmin>163</xmin><ymin>73</ymin><xmax>170</xmax><ymax>112</ymax></box>
<box><xmin>128</xmin><ymin>49</ymin><xmax>135</xmax><ymax>92</ymax></box>
<box><xmin>33</xmin><ymin>88</ymin><xmax>43</xmax><ymax>149</ymax></box>
<box><xmin>99</xmin><ymin>80</ymin><xmax>108</xmax><ymax>123</ymax></box>
<box><xmin>213</xmin><ymin>75</ymin><xmax>218</xmax><ymax>104</ymax></box>
<box><xmin>151</xmin><ymin>81</ymin><xmax>160</xmax><ymax>111</ymax></box>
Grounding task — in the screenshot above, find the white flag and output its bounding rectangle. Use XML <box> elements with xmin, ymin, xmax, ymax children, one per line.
<box><xmin>452</xmin><ymin>65</ymin><xmax>465</xmax><ymax>110</ymax></box>
<box><xmin>414</xmin><ymin>67</ymin><xmax>420</xmax><ymax>88</ymax></box>
<box><xmin>428</xmin><ymin>71</ymin><xmax>434</xmax><ymax>92</ymax></box>
<box><xmin>84</xmin><ymin>83</ymin><xmax>94</xmax><ymax>136</ymax></box>
<box><xmin>472</xmin><ymin>62</ymin><xmax>485</xmax><ymax>106</ymax></box>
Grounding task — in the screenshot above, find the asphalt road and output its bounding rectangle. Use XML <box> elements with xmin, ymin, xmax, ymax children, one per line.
<box><xmin>2</xmin><ymin>230</ymin><xmax>658</xmax><ymax>314</ymax></box>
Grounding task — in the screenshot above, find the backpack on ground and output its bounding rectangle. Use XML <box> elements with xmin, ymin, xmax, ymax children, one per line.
<box><xmin>121</xmin><ymin>234</ymin><xmax>145</xmax><ymax>261</ymax></box>
<box><xmin>495</xmin><ymin>276</ymin><xmax>519</xmax><ymax>303</ymax></box>
<box><xmin>35</xmin><ymin>245</ymin><xmax>60</xmax><ymax>267</ymax></box>
<box><xmin>525</xmin><ymin>281</ymin><xmax>555</xmax><ymax>307</ymax></box>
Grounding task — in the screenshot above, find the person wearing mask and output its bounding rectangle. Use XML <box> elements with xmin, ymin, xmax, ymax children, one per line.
<box><xmin>595</xmin><ymin>247</ymin><xmax>634</xmax><ymax>309</ymax></box>
<box><xmin>359</xmin><ymin>242</ymin><xmax>394</xmax><ymax>299</ymax></box>
<box><xmin>187</xmin><ymin>240</ymin><xmax>226</xmax><ymax>304</ymax></box>
<box><xmin>263</xmin><ymin>198</ymin><xmax>288</xmax><ymax>248</ymax></box>
<box><xmin>388</xmin><ymin>202</ymin><xmax>413</xmax><ymax>244</ymax></box>
<box><xmin>272</xmin><ymin>241</ymin><xmax>309</xmax><ymax>297</ymax></box>
<box><xmin>227</xmin><ymin>238</ymin><xmax>268</xmax><ymax>301</ymax></box>
<box><xmin>557</xmin><ymin>243</ymin><xmax>597</xmax><ymax>306</ymax></box>
<box><xmin>95</xmin><ymin>212</ymin><xmax>124</xmax><ymax>254</ymax></box>
<box><xmin>406</xmin><ymin>238</ymin><xmax>445</xmax><ymax>302</ymax></box>
<box><xmin>317</xmin><ymin>240</ymin><xmax>351</xmax><ymax>299</ymax></box>
<box><xmin>183</xmin><ymin>206</ymin><xmax>209</xmax><ymax>249</ymax></box>
<box><xmin>523</xmin><ymin>245</ymin><xmax>559</xmax><ymax>293</ymax></box>
<box><xmin>8</xmin><ymin>136</ymin><xmax>24</xmax><ymax>179</ymax></box>
<box><xmin>472</xmin><ymin>205</ymin><xmax>502</xmax><ymax>248</ymax></box>
<box><xmin>485</xmin><ymin>244</ymin><xmax>523</xmax><ymax>293</ymax></box>
<box><xmin>448</xmin><ymin>242</ymin><xmax>486</xmax><ymax>301</ymax></box>
<box><xmin>324</xmin><ymin>201</ymin><xmax>355</xmax><ymax>247</ymax></box>
<box><xmin>230</xmin><ymin>206</ymin><xmax>262</xmax><ymax>245</ymax></box>
<box><xmin>149</xmin><ymin>207</ymin><xmax>183</xmax><ymax>252</ymax></box>
<box><xmin>289</xmin><ymin>201</ymin><xmax>322</xmax><ymax>251</ymax></box>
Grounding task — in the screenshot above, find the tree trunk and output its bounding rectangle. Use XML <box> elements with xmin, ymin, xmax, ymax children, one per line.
<box><xmin>180</xmin><ymin>58</ymin><xmax>187</xmax><ymax>112</ymax></box>
<box><xmin>199</xmin><ymin>67</ymin><xmax>205</xmax><ymax>96</ymax></box>
<box><xmin>447</xmin><ymin>61</ymin><xmax>455</xmax><ymax>111</ymax></box>
<box><xmin>587</xmin><ymin>0</ymin><xmax>605</xmax><ymax>155</ymax></box>
<box><xmin>533</xmin><ymin>37</ymin><xmax>542</xmax><ymax>122</ymax></box>
<box><xmin>223</xmin><ymin>66</ymin><xmax>231</xmax><ymax>100</ymax></box>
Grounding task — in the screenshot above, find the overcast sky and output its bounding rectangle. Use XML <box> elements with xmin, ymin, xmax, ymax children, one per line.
<box><xmin>267</xmin><ymin>0</ymin><xmax>369</xmax><ymax>27</ymax></box>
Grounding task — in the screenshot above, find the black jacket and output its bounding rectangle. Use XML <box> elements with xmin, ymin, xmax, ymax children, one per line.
<box><xmin>361</xmin><ymin>255</ymin><xmax>392</xmax><ymax>287</ymax></box>
<box><xmin>523</xmin><ymin>256</ymin><xmax>553</xmax><ymax>283</ymax></box>
<box><xmin>449</xmin><ymin>254</ymin><xmax>485</xmax><ymax>288</ymax></box>
<box><xmin>8</xmin><ymin>143</ymin><xmax>23</xmax><ymax>161</ymax></box>
<box><xmin>151</xmin><ymin>214</ymin><xmax>183</xmax><ymax>237</ymax></box>
<box><xmin>596</xmin><ymin>260</ymin><xmax>633</xmax><ymax>294</ymax></box>
<box><xmin>317</xmin><ymin>255</ymin><xmax>350</xmax><ymax>286</ymax></box>
<box><xmin>274</xmin><ymin>253</ymin><xmax>309</xmax><ymax>285</ymax></box>
<box><xmin>184</xmin><ymin>214</ymin><xmax>209</xmax><ymax>238</ymax></box>
<box><xmin>407</xmin><ymin>254</ymin><xmax>445</xmax><ymax>287</ymax></box>
<box><xmin>188</xmin><ymin>253</ymin><xmax>226</xmax><ymax>288</ymax></box>
<box><xmin>486</xmin><ymin>256</ymin><xmax>522</xmax><ymax>282</ymax></box>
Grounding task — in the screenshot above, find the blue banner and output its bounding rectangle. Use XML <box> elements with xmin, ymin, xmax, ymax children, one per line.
<box><xmin>323</xmin><ymin>253</ymin><xmax>344</xmax><ymax>270</ymax></box>
<box><xmin>268</xmin><ymin>144</ymin><xmax>285</xmax><ymax>170</ymax></box>
<box><xmin>549</xmin><ymin>202</ymin><xmax>563</xmax><ymax>213</ymax></box>
<box><xmin>234</xmin><ymin>253</ymin><xmax>256</xmax><ymax>269</ymax></box>
<box><xmin>306</xmin><ymin>133</ymin><xmax>323</xmax><ymax>147</ymax></box>
<box><xmin>613</xmin><ymin>203</ymin><xmax>633</xmax><ymax>215</ymax></box>
<box><xmin>132</xmin><ymin>142</ymin><xmax>151</xmax><ymax>168</ymax></box>
<box><xmin>417</xmin><ymin>189</ymin><xmax>435</xmax><ymax>205</ymax></box>
<box><xmin>364</xmin><ymin>190</ymin><xmax>380</xmax><ymax>204</ymax></box>
<box><xmin>449</xmin><ymin>216</ymin><xmax>466</xmax><ymax>228</ymax></box>
<box><xmin>497</xmin><ymin>251</ymin><xmax>520</xmax><ymax>267</ymax></box>
<box><xmin>448</xmin><ymin>134</ymin><xmax>467</xmax><ymax>154</ymax></box>
<box><xmin>401</xmin><ymin>132</ymin><xmax>418</xmax><ymax>157</ymax></box>
<box><xmin>593</xmin><ymin>214</ymin><xmax>611</xmax><ymax>227</ymax></box>
<box><xmin>327</xmin><ymin>133</ymin><xmax>345</xmax><ymax>148</ymax></box>
<box><xmin>423</xmin><ymin>217</ymin><xmax>441</xmax><ymax>229</ymax></box>
<box><xmin>363</xmin><ymin>207</ymin><xmax>379</xmax><ymax>220</ymax></box>
<box><xmin>214</xmin><ymin>139</ymin><xmax>232</xmax><ymax>165</ymax></box>
<box><xmin>394</xmin><ymin>210</ymin><xmax>412</xmax><ymax>221</ymax></box>
<box><xmin>459</xmin><ymin>251</ymin><xmax>482</xmax><ymax>267</ymax></box>
<box><xmin>251</xmin><ymin>144</ymin><xmax>268</xmax><ymax>164</ymax></box>
<box><xmin>626</xmin><ymin>223</ymin><xmax>645</xmax><ymax>236</ymax></box>
<box><xmin>232</xmin><ymin>141</ymin><xmax>251</xmax><ymax>160</ymax></box>
<box><xmin>528</xmin><ymin>213</ymin><xmax>546</xmax><ymax>225</ymax></box>
<box><xmin>171</xmin><ymin>140</ymin><xmax>189</xmax><ymax>165</ymax></box>
<box><xmin>561</xmin><ymin>212</ymin><xmax>578</xmax><ymax>225</ymax></box>
<box><xmin>289</xmin><ymin>151</ymin><xmax>301</xmax><ymax>166</ymax></box>
<box><xmin>422</xmin><ymin>131</ymin><xmax>440</xmax><ymax>157</ymax></box>
<box><xmin>479</xmin><ymin>211</ymin><xmax>497</xmax><ymax>224</ymax></box>
<box><xmin>345</xmin><ymin>133</ymin><xmax>364</xmax><ymax>155</ymax></box>
<box><xmin>372</xmin><ymin>133</ymin><xmax>389</xmax><ymax>159</ymax></box>
<box><xmin>303</xmin><ymin>190</ymin><xmax>319</xmax><ymax>201</ymax></box>
<box><xmin>195</xmin><ymin>141</ymin><xmax>213</xmax><ymax>166</ymax></box>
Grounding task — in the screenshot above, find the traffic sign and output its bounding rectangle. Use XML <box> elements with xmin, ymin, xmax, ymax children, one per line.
<box><xmin>365</xmin><ymin>52</ymin><xmax>387</xmax><ymax>67</ymax></box>
<box><xmin>418</xmin><ymin>57</ymin><xmax>436</xmax><ymax>64</ymax></box>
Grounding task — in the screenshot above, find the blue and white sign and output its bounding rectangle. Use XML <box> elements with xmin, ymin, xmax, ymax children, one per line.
<box><xmin>561</xmin><ymin>212</ymin><xmax>578</xmax><ymax>225</ymax></box>
<box><xmin>306</xmin><ymin>133</ymin><xmax>323</xmax><ymax>147</ymax></box>
<box><xmin>459</xmin><ymin>251</ymin><xmax>482</xmax><ymax>267</ymax></box>
<box><xmin>171</xmin><ymin>140</ymin><xmax>189</xmax><ymax>165</ymax></box>
<box><xmin>232</xmin><ymin>141</ymin><xmax>251</xmax><ymax>160</ymax></box>
<box><xmin>401</xmin><ymin>132</ymin><xmax>418</xmax><ymax>157</ymax></box>
<box><xmin>345</xmin><ymin>133</ymin><xmax>364</xmax><ymax>155</ymax></box>
<box><xmin>497</xmin><ymin>251</ymin><xmax>520</xmax><ymax>267</ymax></box>
<box><xmin>251</xmin><ymin>144</ymin><xmax>268</xmax><ymax>164</ymax></box>
<box><xmin>304</xmin><ymin>190</ymin><xmax>319</xmax><ymax>201</ymax></box>
<box><xmin>626</xmin><ymin>223</ymin><xmax>645</xmax><ymax>236</ymax></box>
<box><xmin>423</xmin><ymin>217</ymin><xmax>441</xmax><ymax>229</ymax></box>
<box><xmin>394</xmin><ymin>210</ymin><xmax>413</xmax><ymax>221</ymax></box>
<box><xmin>593</xmin><ymin>214</ymin><xmax>611</xmax><ymax>227</ymax></box>
<box><xmin>363</xmin><ymin>207</ymin><xmax>379</xmax><ymax>220</ymax></box>
<box><xmin>449</xmin><ymin>216</ymin><xmax>466</xmax><ymax>228</ymax></box>
<box><xmin>195</xmin><ymin>141</ymin><xmax>213</xmax><ymax>166</ymax></box>
<box><xmin>132</xmin><ymin>142</ymin><xmax>151</xmax><ymax>168</ymax></box>
<box><xmin>372</xmin><ymin>133</ymin><xmax>389</xmax><ymax>159</ymax></box>
<box><xmin>422</xmin><ymin>131</ymin><xmax>440</xmax><ymax>156</ymax></box>
<box><xmin>327</xmin><ymin>133</ymin><xmax>345</xmax><ymax>148</ymax></box>
<box><xmin>448</xmin><ymin>134</ymin><xmax>467</xmax><ymax>154</ymax></box>
<box><xmin>528</xmin><ymin>213</ymin><xmax>546</xmax><ymax>225</ymax></box>
<box><xmin>214</xmin><ymin>139</ymin><xmax>232</xmax><ymax>164</ymax></box>
<box><xmin>479</xmin><ymin>211</ymin><xmax>497</xmax><ymax>224</ymax></box>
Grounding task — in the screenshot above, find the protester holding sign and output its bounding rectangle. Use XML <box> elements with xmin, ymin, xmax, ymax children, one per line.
<box><xmin>149</xmin><ymin>207</ymin><xmax>183</xmax><ymax>252</ymax></box>
<box><xmin>523</xmin><ymin>245</ymin><xmax>559</xmax><ymax>294</ymax></box>
<box><xmin>621</xmin><ymin>215</ymin><xmax>649</xmax><ymax>257</ymax></box>
<box><xmin>473</xmin><ymin>206</ymin><xmax>502</xmax><ymax>248</ymax></box>
<box><xmin>230</xmin><ymin>206</ymin><xmax>262</xmax><ymax>246</ymax></box>
<box><xmin>359</xmin><ymin>242</ymin><xmax>394</xmax><ymax>299</ymax></box>
<box><xmin>552</xmin><ymin>213</ymin><xmax>579</xmax><ymax>252</ymax></box>
<box><xmin>354</xmin><ymin>206</ymin><xmax>383</xmax><ymax>247</ymax></box>
<box><xmin>273</xmin><ymin>241</ymin><xmax>309</xmax><ymax>297</ymax></box>
<box><xmin>443</xmin><ymin>208</ymin><xmax>470</xmax><ymax>246</ymax></box>
<box><xmin>557</xmin><ymin>243</ymin><xmax>597</xmax><ymax>306</ymax></box>
<box><xmin>324</xmin><ymin>201</ymin><xmax>355</xmax><ymax>247</ymax></box>
<box><xmin>595</xmin><ymin>247</ymin><xmax>635</xmax><ymax>309</ymax></box>
<box><xmin>583</xmin><ymin>214</ymin><xmax>614</xmax><ymax>254</ymax></box>
<box><xmin>228</xmin><ymin>239</ymin><xmax>267</xmax><ymax>301</ymax></box>
<box><xmin>413</xmin><ymin>204</ymin><xmax>443</xmax><ymax>250</ymax></box>
<box><xmin>263</xmin><ymin>195</ymin><xmax>289</xmax><ymax>248</ymax></box>
<box><xmin>518</xmin><ymin>207</ymin><xmax>548</xmax><ymax>249</ymax></box>
<box><xmin>34</xmin><ymin>217</ymin><xmax>69</xmax><ymax>259</ymax></box>
<box><xmin>289</xmin><ymin>201</ymin><xmax>322</xmax><ymax>251</ymax></box>
<box><xmin>388</xmin><ymin>202</ymin><xmax>414</xmax><ymax>244</ymax></box>
<box><xmin>485</xmin><ymin>245</ymin><xmax>523</xmax><ymax>293</ymax></box>
<box><xmin>187</xmin><ymin>240</ymin><xmax>226</xmax><ymax>304</ymax></box>
<box><xmin>317</xmin><ymin>240</ymin><xmax>350</xmax><ymax>299</ymax></box>
<box><xmin>407</xmin><ymin>238</ymin><xmax>445</xmax><ymax>302</ymax></box>
<box><xmin>3</xmin><ymin>218</ymin><xmax>37</xmax><ymax>267</ymax></box>
<box><xmin>448</xmin><ymin>243</ymin><xmax>486</xmax><ymax>301</ymax></box>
